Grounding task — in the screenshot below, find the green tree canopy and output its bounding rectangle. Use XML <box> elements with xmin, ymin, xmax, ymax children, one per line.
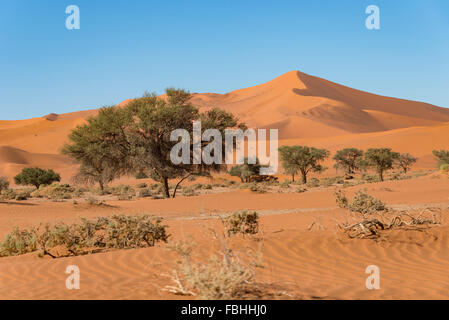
<box><xmin>14</xmin><ymin>168</ymin><xmax>61</xmax><ymax>189</ymax></box>
<box><xmin>364</xmin><ymin>148</ymin><xmax>399</xmax><ymax>181</ymax></box>
<box><xmin>62</xmin><ymin>106</ymin><xmax>132</xmax><ymax>191</ymax></box>
<box><xmin>278</xmin><ymin>146</ymin><xmax>329</xmax><ymax>183</ymax></box>
<box><xmin>433</xmin><ymin>150</ymin><xmax>449</xmax><ymax>166</ymax></box>
<box><xmin>396</xmin><ymin>153</ymin><xmax>417</xmax><ymax>174</ymax></box>
<box><xmin>333</xmin><ymin>148</ymin><xmax>364</xmax><ymax>175</ymax></box>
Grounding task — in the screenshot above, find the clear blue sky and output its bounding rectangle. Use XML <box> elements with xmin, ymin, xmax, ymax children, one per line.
<box><xmin>0</xmin><ymin>0</ymin><xmax>448</xmax><ymax>120</ymax></box>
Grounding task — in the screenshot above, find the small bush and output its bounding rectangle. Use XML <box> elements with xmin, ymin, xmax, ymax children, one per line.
<box><xmin>135</xmin><ymin>171</ymin><xmax>148</xmax><ymax>179</ymax></box>
<box><xmin>0</xmin><ymin>227</ymin><xmax>37</xmax><ymax>257</ymax></box>
<box><xmin>0</xmin><ymin>177</ymin><xmax>9</xmax><ymax>192</ymax></box>
<box><xmin>192</xmin><ymin>183</ymin><xmax>203</xmax><ymax>190</ymax></box>
<box><xmin>222</xmin><ymin>211</ymin><xmax>259</xmax><ymax>236</ymax></box>
<box><xmin>31</xmin><ymin>183</ymin><xmax>81</xmax><ymax>200</ymax></box>
<box><xmin>202</xmin><ymin>184</ymin><xmax>212</xmax><ymax>190</ymax></box>
<box><xmin>279</xmin><ymin>181</ymin><xmax>290</xmax><ymax>188</ymax></box>
<box><xmin>296</xmin><ymin>187</ymin><xmax>307</xmax><ymax>193</ymax></box>
<box><xmin>136</xmin><ymin>183</ymin><xmax>148</xmax><ymax>189</ymax></box>
<box><xmin>0</xmin><ymin>189</ymin><xmax>17</xmax><ymax>200</ymax></box>
<box><xmin>138</xmin><ymin>188</ymin><xmax>152</xmax><ymax>198</ymax></box>
<box><xmin>164</xmin><ymin>241</ymin><xmax>258</xmax><ymax>299</ymax></box>
<box><xmin>182</xmin><ymin>187</ymin><xmax>196</xmax><ymax>197</ymax></box>
<box><xmin>306</xmin><ymin>177</ymin><xmax>320</xmax><ymax>188</ymax></box>
<box><xmin>335</xmin><ymin>189</ymin><xmax>386</xmax><ymax>215</ymax></box>
<box><xmin>440</xmin><ymin>163</ymin><xmax>449</xmax><ymax>173</ymax></box>
<box><xmin>249</xmin><ymin>183</ymin><xmax>267</xmax><ymax>194</ymax></box>
<box><xmin>361</xmin><ymin>174</ymin><xmax>379</xmax><ymax>183</ymax></box>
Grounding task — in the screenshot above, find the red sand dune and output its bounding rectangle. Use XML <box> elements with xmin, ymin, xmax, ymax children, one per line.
<box><xmin>0</xmin><ymin>70</ymin><xmax>448</xmax><ymax>179</ymax></box>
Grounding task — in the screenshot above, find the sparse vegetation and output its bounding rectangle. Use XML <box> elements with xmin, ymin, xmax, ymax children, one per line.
<box><xmin>335</xmin><ymin>189</ymin><xmax>386</xmax><ymax>215</ymax></box>
<box><xmin>0</xmin><ymin>215</ymin><xmax>169</xmax><ymax>258</ymax></box>
<box><xmin>222</xmin><ymin>210</ymin><xmax>259</xmax><ymax>237</ymax></box>
<box><xmin>338</xmin><ymin>208</ymin><xmax>440</xmax><ymax>239</ymax></box>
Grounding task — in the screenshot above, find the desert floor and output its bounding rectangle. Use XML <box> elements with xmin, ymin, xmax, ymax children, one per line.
<box><xmin>0</xmin><ymin>172</ymin><xmax>448</xmax><ymax>300</ymax></box>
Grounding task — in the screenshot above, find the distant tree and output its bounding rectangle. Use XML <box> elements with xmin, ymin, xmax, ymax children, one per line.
<box><xmin>0</xmin><ymin>177</ymin><xmax>9</xmax><ymax>192</ymax></box>
<box><xmin>432</xmin><ymin>150</ymin><xmax>449</xmax><ymax>166</ymax></box>
<box><xmin>396</xmin><ymin>153</ymin><xmax>417</xmax><ymax>174</ymax></box>
<box><xmin>62</xmin><ymin>107</ymin><xmax>132</xmax><ymax>191</ymax></box>
<box><xmin>333</xmin><ymin>148</ymin><xmax>364</xmax><ymax>175</ymax></box>
<box><xmin>364</xmin><ymin>148</ymin><xmax>400</xmax><ymax>181</ymax></box>
<box><xmin>278</xmin><ymin>146</ymin><xmax>329</xmax><ymax>183</ymax></box>
<box><xmin>229</xmin><ymin>158</ymin><xmax>264</xmax><ymax>183</ymax></box>
<box><xmin>14</xmin><ymin>168</ymin><xmax>61</xmax><ymax>189</ymax></box>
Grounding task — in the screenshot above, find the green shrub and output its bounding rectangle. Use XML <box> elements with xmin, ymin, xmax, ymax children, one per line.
<box><xmin>14</xmin><ymin>167</ymin><xmax>60</xmax><ymax>189</ymax></box>
<box><xmin>222</xmin><ymin>211</ymin><xmax>259</xmax><ymax>236</ymax></box>
<box><xmin>440</xmin><ymin>163</ymin><xmax>449</xmax><ymax>173</ymax></box>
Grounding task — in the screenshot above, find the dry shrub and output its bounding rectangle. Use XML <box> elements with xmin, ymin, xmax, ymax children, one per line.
<box><xmin>306</xmin><ymin>177</ymin><xmax>320</xmax><ymax>188</ymax></box>
<box><xmin>0</xmin><ymin>227</ymin><xmax>37</xmax><ymax>257</ymax></box>
<box><xmin>338</xmin><ymin>208</ymin><xmax>441</xmax><ymax>239</ymax></box>
<box><xmin>249</xmin><ymin>183</ymin><xmax>267</xmax><ymax>193</ymax></box>
<box><xmin>0</xmin><ymin>177</ymin><xmax>9</xmax><ymax>192</ymax></box>
<box><xmin>163</xmin><ymin>237</ymin><xmax>262</xmax><ymax>300</ymax></box>
<box><xmin>0</xmin><ymin>215</ymin><xmax>169</xmax><ymax>258</ymax></box>
<box><xmin>31</xmin><ymin>183</ymin><xmax>83</xmax><ymax>200</ymax></box>
<box><xmin>222</xmin><ymin>211</ymin><xmax>259</xmax><ymax>237</ymax></box>
<box><xmin>335</xmin><ymin>189</ymin><xmax>386</xmax><ymax>215</ymax></box>
<box><xmin>182</xmin><ymin>187</ymin><xmax>196</xmax><ymax>197</ymax></box>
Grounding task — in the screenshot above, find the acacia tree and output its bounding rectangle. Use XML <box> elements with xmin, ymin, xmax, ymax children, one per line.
<box><xmin>14</xmin><ymin>168</ymin><xmax>61</xmax><ymax>189</ymax></box>
<box><xmin>364</xmin><ymin>148</ymin><xmax>399</xmax><ymax>181</ymax></box>
<box><xmin>62</xmin><ymin>107</ymin><xmax>131</xmax><ymax>191</ymax></box>
<box><xmin>278</xmin><ymin>146</ymin><xmax>329</xmax><ymax>183</ymax></box>
<box><xmin>396</xmin><ymin>153</ymin><xmax>417</xmax><ymax>174</ymax></box>
<box><xmin>125</xmin><ymin>89</ymin><xmax>243</xmax><ymax>198</ymax></box>
<box><xmin>433</xmin><ymin>150</ymin><xmax>449</xmax><ymax>166</ymax></box>
<box><xmin>333</xmin><ymin>148</ymin><xmax>364</xmax><ymax>175</ymax></box>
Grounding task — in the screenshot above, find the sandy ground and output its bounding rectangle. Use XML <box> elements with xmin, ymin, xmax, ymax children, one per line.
<box><xmin>0</xmin><ymin>174</ymin><xmax>448</xmax><ymax>300</ymax></box>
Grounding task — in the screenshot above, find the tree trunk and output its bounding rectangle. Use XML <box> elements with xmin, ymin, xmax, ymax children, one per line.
<box><xmin>301</xmin><ymin>171</ymin><xmax>307</xmax><ymax>184</ymax></box>
<box><xmin>379</xmin><ymin>170</ymin><xmax>384</xmax><ymax>182</ymax></box>
<box><xmin>99</xmin><ymin>180</ymin><xmax>104</xmax><ymax>192</ymax></box>
<box><xmin>292</xmin><ymin>174</ymin><xmax>295</xmax><ymax>182</ymax></box>
<box><xmin>172</xmin><ymin>173</ymin><xmax>192</xmax><ymax>198</ymax></box>
<box><xmin>161</xmin><ymin>176</ymin><xmax>170</xmax><ymax>198</ymax></box>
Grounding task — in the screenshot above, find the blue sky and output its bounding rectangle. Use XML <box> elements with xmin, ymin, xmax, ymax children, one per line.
<box><xmin>0</xmin><ymin>0</ymin><xmax>448</xmax><ymax>120</ymax></box>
